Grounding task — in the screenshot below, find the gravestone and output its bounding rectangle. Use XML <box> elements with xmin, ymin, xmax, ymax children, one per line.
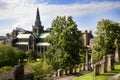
<box><xmin>74</xmin><ymin>66</ymin><xmax>77</xmax><ymax>73</ymax></box>
<box><xmin>69</xmin><ymin>67</ymin><xmax>73</xmax><ymax>74</ymax></box>
<box><xmin>82</xmin><ymin>63</ymin><xmax>85</xmax><ymax>71</ymax></box>
<box><xmin>101</xmin><ymin>56</ymin><xmax>107</xmax><ymax>73</ymax></box>
<box><xmin>53</xmin><ymin>72</ymin><xmax>57</xmax><ymax>77</ymax></box>
<box><xmin>94</xmin><ymin>62</ymin><xmax>99</xmax><ymax>76</ymax></box>
<box><xmin>78</xmin><ymin>64</ymin><xmax>82</xmax><ymax>72</ymax></box>
<box><xmin>107</xmin><ymin>54</ymin><xmax>114</xmax><ymax>72</ymax></box>
<box><xmin>85</xmin><ymin>52</ymin><xmax>89</xmax><ymax>70</ymax></box>
<box><xmin>14</xmin><ymin>63</ymin><xmax>24</xmax><ymax>80</ymax></box>
<box><xmin>115</xmin><ymin>39</ymin><xmax>120</xmax><ymax>62</ymax></box>
<box><xmin>115</xmin><ymin>48</ymin><xmax>120</xmax><ymax>62</ymax></box>
<box><xmin>64</xmin><ymin>68</ymin><xmax>68</xmax><ymax>75</ymax></box>
<box><xmin>57</xmin><ymin>69</ymin><xmax>63</xmax><ymax>76</ymax></box>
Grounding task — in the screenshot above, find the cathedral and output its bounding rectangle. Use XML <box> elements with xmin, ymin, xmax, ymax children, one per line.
<box><xmin>6</xmin><ymin>8</ymin><xmax>52</xmax><ymax>57</ymax></box>
<box><xmin>6</xmin><ymin>8</ymin><xmax>93</xmax><ymax>57</ymax></box>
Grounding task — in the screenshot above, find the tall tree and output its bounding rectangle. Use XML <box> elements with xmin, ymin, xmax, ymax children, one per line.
<box><xmin>93</xmin><ymin>19</ymin><xmax>120</xmax><ymax>62</ymax></box>
<box><xmin>45</xmin><ymin>16</ymin><xmax>84</xmax><ymax>70</ymax></box>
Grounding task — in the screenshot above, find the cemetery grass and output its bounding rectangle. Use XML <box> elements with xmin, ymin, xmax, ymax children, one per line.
<box><xmin>74</xmin><ymin>62</ymin><xmax>120</xmax><ymax>80</ymax></box>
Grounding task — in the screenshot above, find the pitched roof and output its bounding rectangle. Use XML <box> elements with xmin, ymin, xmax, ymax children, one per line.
<box><xmin>15</xmin><ymin>42</ymin><xmax>28</xmax><ymax>45</ymax></box>
<box><xmin>37</xmin><ymin>42</ymin><xmax>50</xmax><ymax>46</ymax></box>
<box><xmin>39</xmin><ymin>33</ymin><xmax>49</xmax><ymax>38</ymax></box>
<box><xmin>17</xmin><ymin>34</ymin><xmax>31</xmax><ymax>38</ymax></box>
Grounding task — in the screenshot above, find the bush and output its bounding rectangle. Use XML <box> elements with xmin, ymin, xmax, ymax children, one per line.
<box><xmin>0</xmin><ymin>66</ymin><xmax>12</xmax><ymax>72</ymax></box>
<box><xmin>25</xmin><ymin>59</ymin><xmax>54</xmax><ymax>79</ymax></box>
<box><xmin>0</xmin><ymin>44</ymin><xmax>25</xmax><ymax>67</ymax></box>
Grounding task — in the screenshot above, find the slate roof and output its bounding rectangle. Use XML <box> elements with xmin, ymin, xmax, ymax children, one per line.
<box><xmin>15</xmin><ymin>42</ymin><xmax>28</xmax><ymax>45</ymax></box>
<box><xmin>39</xmin><ymin>33</ymin><xmax>49</xmax><ymax>38</ymax></box>
<box><xmin>17</xmin><ymin>34</ymin><xmax>31</xmax><ymax>38</ymax></box>
<box><xmin>37</xmin><ymin>42</ymin><xmax>50</xmax><ymax>46</ymax></box>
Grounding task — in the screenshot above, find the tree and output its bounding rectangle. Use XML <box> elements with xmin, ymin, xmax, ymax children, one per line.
<box><xmin>93</xmin><ymin>19</ymin><xmax>120</xmax><ymax>62</ymax></box>
<box><xmin>45</xmin><ymin>16</ymin><xmax>84</xmax><ymax>70</ymax></box>
<box><xmin>0</xmin><ymin>44</ymin><xmax>25</xmax><ymax>67</ymax></box>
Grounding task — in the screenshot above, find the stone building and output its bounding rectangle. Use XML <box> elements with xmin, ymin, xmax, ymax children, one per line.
<box><xmin>6</xmin><ymin>8</ymin><xmax>93</xmax><ymax>57</ymax></box>
<box><xmin>82</xmin><ymin>30</ymin><xmax>93</xmax><ymax>47</ymax></box>
<box><xmin>6</xmin><ymin>8</ymin><xmax>52</xmax><ymax>57</ymax></box>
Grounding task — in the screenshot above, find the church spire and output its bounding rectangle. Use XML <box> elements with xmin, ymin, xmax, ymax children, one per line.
<box><xmin>35</xmin><ymin>8</ymin><xmax>41</xmax><ymax>27</ymax></box>
<box><xmin>33</xmin><ymin>8</ymin><xmax>43</xmax><ymax>36</ymax></box>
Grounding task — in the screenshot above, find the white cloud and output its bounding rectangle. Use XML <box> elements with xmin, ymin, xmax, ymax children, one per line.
<box><xmin>0</xmin><ymin>0</ymin><xmax>120</xmax><ymax>35</ymax></box>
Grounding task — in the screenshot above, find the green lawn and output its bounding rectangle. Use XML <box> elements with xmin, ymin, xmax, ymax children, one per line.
<box><xmin>74</xmin><ymin>62</ymin><xmax>120</xmax><ymax>80</ymax></box>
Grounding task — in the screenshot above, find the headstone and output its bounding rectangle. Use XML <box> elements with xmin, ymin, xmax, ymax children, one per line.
<box><xmin>85</xmin><ymin>52</ymin><xmax>89</xmax><ymax>70</ymax></box>
<box><xmin>69</xmin><ymin>67</ymin><xmax>73</xmax><ymax>74</ymax></box>
<box><xmin>115</xmin><ymin>48</ymin><xmax>120</xmax><ymax>62</ymax></box>
<box><xmin>101</xmin><ymin>56</ymin><xmax>107</xmax><ymax>73</ymax></box>
<box><xmin>107</xmin><ymin>54</ymin><xmax>114</xmax><ymax>72</ymax></box>
<box><xmin>78</xmin><ymin>64</ymin><xmax>82</xmax><ymax>72</ymax></box>
<box><xmin>57</xmin><ymin>69</ymin><xmax>63</xmax><ymax>76</ymax></box>
<box><xmin>91</xmin><ymin>53</ymin><xmax>94</xmax><ymax>69</ymax></box>
<box><xmin>14</xmin><ymin>63</ymin><xmax>24</xmax><ymax>80</ymax></box>
<box><xmin>93</xmin><ymin>62</ymin><xmax>99</xmax><ymax>76</ymax></box>
<box><xmin>74</xmin><ymin>66</ymin><xmax>77</xmax><ymax>73</ymax></box>
<box><xmin>81</xmin><ymin>63</ymin><xmax>85</xmax><ymax>71</ymax></box>
<box><xmin>53</xmin><ymin>72</ymin><xmax>57</xmax><ymax>77</ymax></box>
<box><xmin>64</xmin><ymin>68</ymin><xmax>68</xmax><ymax>75</ymax></box>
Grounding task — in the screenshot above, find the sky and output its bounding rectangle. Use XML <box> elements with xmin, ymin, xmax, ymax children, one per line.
<box><xmin>0</xmin><ymin>0</ymin><xmax>120</xmax><ymax>36</ymax></box>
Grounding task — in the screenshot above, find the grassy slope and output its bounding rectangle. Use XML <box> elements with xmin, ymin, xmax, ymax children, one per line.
<box><xmin>75</xmin><ymin>62</ymin><xmax>120</xmax><ymax>80</ymax></box>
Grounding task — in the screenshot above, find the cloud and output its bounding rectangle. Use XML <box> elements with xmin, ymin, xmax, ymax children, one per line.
<box><xmin>0</xmin><ymin>0</ymin><xmax>120</xmax><ymax>35</ymax></box>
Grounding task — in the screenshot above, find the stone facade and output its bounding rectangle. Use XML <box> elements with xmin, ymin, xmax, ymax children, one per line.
<box><xmin>6</xmin><ymin>8</ymin><xmax>52</xmax><ymax>57</ymax></box>
<box><xmin>6</xmin><ymin>8</ymin><xmax>93</xmax><ymax>57</ymax></box>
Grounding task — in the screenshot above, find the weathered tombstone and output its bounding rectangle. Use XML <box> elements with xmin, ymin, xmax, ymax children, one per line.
<box><xmin>107</xmin><ymin>54</ymin><xmax>114</xmax><ymax>72</ymax></box>
<box><xmin>91</xmin><ymin>53</ymin><xmax>94</xmax><ymax>69</ymax></box>
<box><xmin>57</xmin><ymin>69</ymin><xmax>63</xmax><ymax>76</ymax></box>
<box><xmin>101</xmin><ymin>56</ymin><xmax>107</xmax><ymax>73</ymax></box>
<box><xmin>74</xmin><ymin>66</ymin><xmax>77</xmax><ymax>73</ymax></box>
<box><xmin>93</xmin><ymin>62</ymin><xmax>99</xmax><ymax>76</ymax></box>
<box><xmin>115</xmin><ymin>39</ymin><xmax>120</xmax><ymax>62</ymax></box>
<box><xmin>115</xmin><ymin>48</ymin><xmax>120</xmax><ymax>62</ymax></box>
<box><xmin>78</xmin><ymin>64</ymin><xmax>82</xmax><ymax>72</ymax></box>
<box><xmin>64</xmin><ymin>68</ymin><xmax>68</xmax><ymax>75</ymax></box>
<box><xmin>53</xmin><ymin>72</ymin><xmax>57</xmax><ymax>77</ymax></box>
<box><xmin>82</xmin><ymin>63</ymin><xmax>85</xmax><ymax>71</ymax></box>
<box><xmin>69</xmin><ymin>67</ymin><xmax>73</xmax><ymax>74</ymax></box>
<box><xmin>85</xmin><ymin>52</ymin><xmax>89</xmax><ymax>70</ymax></box>
<box><xmin>14</xmin><ymin>63</ymin><xmax>24</xmax><ymax>80</ymax></box>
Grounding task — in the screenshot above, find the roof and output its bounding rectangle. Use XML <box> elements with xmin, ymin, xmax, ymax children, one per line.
<box><xmin>15</xmin><ymin>42</ymin><xmax>28</xmax><ymax>45</ymax></box>
<box><xmin>17</xmin><ymin>34</ymin><xmax>31</xmax><ymax>38</ymax></box>
<box><xmin>39</xmin><ymin>33</ymin><xmax>49</xmax><ymax>38</ymax></box>
<box><xmin>37</xmin><ymin>42</ymin><xmax>50</xmax><ymax>46</ymax></box>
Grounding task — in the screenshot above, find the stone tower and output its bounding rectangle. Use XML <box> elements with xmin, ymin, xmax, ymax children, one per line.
<box><xmin>32</xmin><ymin>8</ymin><xmax>43</xmax><ymax>36</ymax></box>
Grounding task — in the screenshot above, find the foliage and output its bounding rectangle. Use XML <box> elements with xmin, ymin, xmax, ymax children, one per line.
<box><xmin>0</xmin><ymin>66</ymin><xmax>12</xmax><ymax>72</ymax></box>
<box><xmin>75</xmin><ymin>62</ymin><xmax>120</xmax><ymax>80</ymax></box>
<box><xmin>0</xmin><ymin>44</ymin><xmax>25</xmax><ymax>67</ymax></box>
<box><xmin>93</xmin><ymin>19</ymin><xmax>120</xmax><ymax>62</ymax></box>
<box><xmin>25</xmin><ymin>59</ymin><xmax>54</xmax><ymax>79</ymax></box>
<box><xmin>25</xmin><ymin>49</ymin><xmax>37</xmax><ymax>62</ymax></box>
<box><xmin>45</xmin><ymin>16</ymin><xmax>84</xmax><ymax>70</ymax></box>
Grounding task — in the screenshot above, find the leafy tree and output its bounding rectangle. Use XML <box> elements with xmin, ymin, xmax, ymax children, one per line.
<box><xmin>93</xmin><ymin>19</ymin><xmax>120</xmax><ymax>62</ymax></box>
<box><xmin>45</xmin><ymin>16</ymin><xmax>84</xmax><ymax>70</ymax></box>
<box><xmin>25</xmin><ymin>49</ymin><xmax>37</xmax><ymax>61</ymax></box>
<box><xmin>0</xmin><ymin>44</ymin><xmax>25</xmax><ymax>67</ymax></box>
